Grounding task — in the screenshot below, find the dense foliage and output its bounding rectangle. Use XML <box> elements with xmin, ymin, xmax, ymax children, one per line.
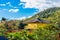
<box><xmin>0</xmin><ymin>7</ymin><xmax>60</xmax><ymax>40</ymax></box>
<box><xmin>32</xmin><ymin>7</ymin><xmax>60</xmax><ymax>29</ymax></box>
<box><xmin>5</xmin><ymin>28</ymin><xmax>58</xmax><ymax>40</ymax></box>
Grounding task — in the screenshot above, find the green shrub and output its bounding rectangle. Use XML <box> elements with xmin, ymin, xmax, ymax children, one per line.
<box><xmin>5</xmin><ymin>28</ymin><xmax>58</xmax><ymax>40</ymax></box>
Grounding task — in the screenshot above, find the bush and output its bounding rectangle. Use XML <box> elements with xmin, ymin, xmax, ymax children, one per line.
<box><xmin>5</xmin><ymin>28</ymin><xmax>58</xmax><ymax>40</ymax></box>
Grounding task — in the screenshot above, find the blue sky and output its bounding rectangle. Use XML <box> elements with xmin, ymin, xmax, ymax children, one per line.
<box><xmin>0</xmin><ymin>0</ymin><xmax>60</xmax><ymax>20</ymax></box>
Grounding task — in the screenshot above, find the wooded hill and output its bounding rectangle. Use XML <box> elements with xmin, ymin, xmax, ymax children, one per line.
<box><xmin>25</xmin><ymin>7</ymin><xmax>60</xmax><ymax>29</ymax></box>
<box><xmin>0</xmin><ymin>7</ymin><xmax>60</xmax><ymax>32</ymax></box>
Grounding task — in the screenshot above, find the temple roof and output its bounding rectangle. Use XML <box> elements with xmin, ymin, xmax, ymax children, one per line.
<box><xmin>23</xmin><ymin>18</ymin><xmax>50</xmax><ymax>23</ymax></box>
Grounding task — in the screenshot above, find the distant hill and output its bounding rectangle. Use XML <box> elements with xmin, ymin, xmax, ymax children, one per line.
<box><xmin>26</xmin><ymin>7</ymin><xmax>60</xmax><ymax>21</ymax></box>
<box><xmin>25</xmin><ymin>7</ymin><xmax>60</xmax><ymax>28</ymax></box>
<box><xmin>32</xmin><ymin>7</ymin><xmax>59</xmax><ymax>18</ymax></box>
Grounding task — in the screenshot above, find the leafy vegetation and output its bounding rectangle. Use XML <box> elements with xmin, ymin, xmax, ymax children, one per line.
<box><xmin>5</xmin><ymin>28</ymin><xmax>58</xmax><ymax>40</ymax></box>
<box><xmin>0</xmin><ymin>7</ymin><xmax>60</xmax><ymax>40</ymax></box>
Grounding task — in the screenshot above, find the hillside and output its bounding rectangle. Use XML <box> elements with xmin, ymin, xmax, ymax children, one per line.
<box><xmin>0</xmin><ymin>7</ymin><xmax>60</xmax><ymax>40</ymax></box>
<box><xmin>35</xmin><ymin>7</ymin><xmax>60</xmax><ymax>18</ymax></box>
<box><xmin>25</xmin><ymin>7</ymin><xmax>60</xmax><ymax>20</ymax></box>
<box><xmin>0</xmin><ymin>7</ymin><xmax>60</xmax><ymax>32</ymax></box>
<box><xmin>25</xmin><ymin>7</ymin><xmax>60</xmax><ymax>28</ymax></box>
<box><xmin>35</xmin><ymin>7</ymin><xmax>60</xmax><ymax>27</ymax></box>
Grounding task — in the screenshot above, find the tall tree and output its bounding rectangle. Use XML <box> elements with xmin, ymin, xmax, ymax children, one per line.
<box><xmin>1</xmin><ymin>17</ymin><xmax>6</xmax><ymax>21</ymax></box>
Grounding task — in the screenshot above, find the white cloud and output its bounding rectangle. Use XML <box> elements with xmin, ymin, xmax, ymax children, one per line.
<box><xmin>20</xmin><ymin>0</ymin><xmax>60</xmax><ymax>11</ymax></box>
<box><xmin>18</xmin><ymin>3</ymin><xmax>25</xmax><ymax>5</ymax></box>
<box><xmin>0</xmin><ymin>2</ymin><xmax>13</xmax><ymax>7</ymax></box>
<box><xmin>16</xmin><ymin>16</ymin><xmax>33</xmax><ymax>20</ymax></box>
<box><xmin>10</xmin><ymin>16</ymin><xmax>33</xmax><ymax>20</ymax></box>
<box><xmin>6</xmin><ymin>2</ymin><xmax>11</xmax><ymax>4</ymax></box>
<box><xmin>28</xmin><ymin>16</ymin><xmax>32</xmax><ymax>18</ymax></box>
<box><xmin>10</xmin><ymin>17</ymin><xmax>26</xmax><ymax>20</ymax></box>
<box><xmin>0</xmin><ymin>4</ymin><xmax>6</xmax><ymax>6</ymax></box>
<box><xmin>9</xmin><ymin>9</ymin><xmax>19</xmax><ymax>13</ymax></box>
<box><xmin>6</xmin><ymin>2</ymin><xmax>18</xmax><ymax>8</ymax></box>
<box><xmin>14</xmin><ymin>7</ymin><xmax>18</xmax><ymax>8</ymax></box>
<box><xmin>17</xmin><ymin>17</ymin><xmax>26</xmax><ymax>20</ymax></box>
<box><xmin>6</xmin><ymin>2</ymin><xmax>13</xmax><ymax>7</ymax></box>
